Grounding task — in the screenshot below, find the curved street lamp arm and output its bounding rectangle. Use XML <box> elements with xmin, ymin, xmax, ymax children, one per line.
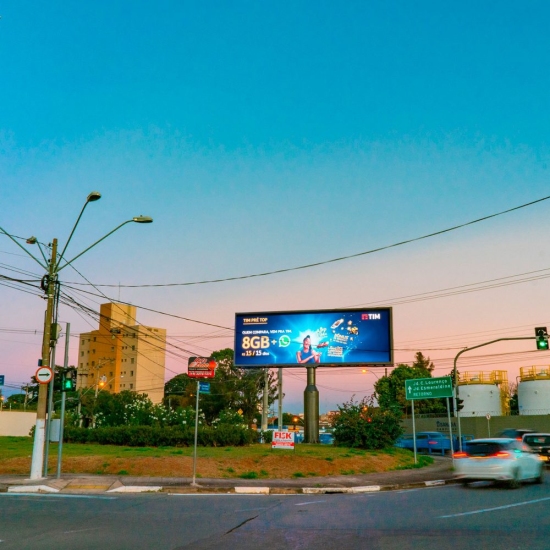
<box><xmin>0</xmin><ymin>225</ymin><xmax>47</xmax><ymax>270</ymax></box>
<box><xmin>57</xmin><ymin>201</ymin><xmax>93</xmax><ymax>267</ymax></box>
<box><xmin>57</xmin><ymin>220</ymin><xmax>134</xmax><ymax>273</ymax></box>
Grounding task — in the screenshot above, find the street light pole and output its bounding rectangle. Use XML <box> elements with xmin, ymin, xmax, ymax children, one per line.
<box><xmin>0</xmin><ymin>193</ymin><xmax>152</xmax><ymax>480</ymax></box>
<box><xmin>30</xmin><ymin>239</ymin><xmax>58</xmax><ymax>479</ymax></box>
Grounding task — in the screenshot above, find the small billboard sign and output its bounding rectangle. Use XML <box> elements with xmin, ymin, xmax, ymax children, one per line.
<box><xmin>271</xmin><ymin>431</ymin><xmax>295</xmax><ymax>450</ymax></box>
<box><xmin>188</xmin><ymin>357</ymin><xmax>217</xmax><ymax>379</ymax></box>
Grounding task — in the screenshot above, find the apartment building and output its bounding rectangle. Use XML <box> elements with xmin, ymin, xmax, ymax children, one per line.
<box><xmin>77</xmin><ymin>302</ymin><xmax>166</xmax><ymax>404</ymax></box>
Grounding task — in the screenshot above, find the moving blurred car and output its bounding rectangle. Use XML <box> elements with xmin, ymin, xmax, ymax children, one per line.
<box><xmin>454</xmin><ymin>438</ymin><xmax>544</xmax><ymax>488</ymax></box>
<box><xmin>495</xmin><ymin>428</ymin><xmax>534</xmax><ymax>440</ymax></box>
<box><xmin>522</xmin><ymin>433</ymin><xmax>550</xmax><ymax>466</ymax></box>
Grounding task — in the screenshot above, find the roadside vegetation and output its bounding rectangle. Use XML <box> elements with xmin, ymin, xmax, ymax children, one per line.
<box><xmin>0</xmin><ymin>437</ymin><xmax>431</xmax><ymax>479</ymax></box>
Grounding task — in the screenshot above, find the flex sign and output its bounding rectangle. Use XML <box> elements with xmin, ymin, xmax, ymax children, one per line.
<box><xmin>405</xmin><ymin>376</ymin><xmax>453</xmax><ymax>400</ymax></box>
<box><xmin>271</xmin><ymin>431</ymin><xmax>295</xmax><ymax>450</ymax></box>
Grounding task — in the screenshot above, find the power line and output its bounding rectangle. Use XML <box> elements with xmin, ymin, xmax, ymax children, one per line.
<box><xmin>61</xmin><ymin>195</ymin><xmax>550</xmax><ymax>288</ymax></box>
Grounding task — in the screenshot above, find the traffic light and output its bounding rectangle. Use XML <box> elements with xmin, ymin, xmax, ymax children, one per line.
<box><xmin>61</xmin><ymin>369</ymin><xmax>76</xmax><ymax>392</ymax></box>
<box><xmin>456</xmin><ymin>397</ymin><xmax>464</xmax><ymax>412</ymax></box>
<box><xmin>535</xmin><ymin>327</ymin><xmax>549</xmax><ymax>350</ymax></box>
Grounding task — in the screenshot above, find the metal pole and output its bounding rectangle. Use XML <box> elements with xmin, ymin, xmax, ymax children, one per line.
<box><xmin>191</xmin><ymin>380</ymin><xmax>200</xmax><ymax>487</ymax></box>
<box><xmin>43</xmin><ymin>343</ymin><xmax>57</xmax><ymax>477</ymax></box>
<box><xmin>261</xmin><ymin>368</ymin><xmax>269</xmax><ymax>432</ymax></box>
<box><xmin>446</xmin><ymin>397</ymin><xmax>454</xmax><ymax>468</ymax></box>
<box><xmin>278</xmin><ymin>367</ymin><xmax>283</xmax><ymax>431</ymax></box>
<box><xmin>412</xmin><ymin>400</ymin><xmax>417</xmax><ymax>465</ymax></box>
<box><xmin>57</xmin><ymin>323</ymin><xmax>70</xmax><ymax>479</ymax></box>
<box><xmin>30</xmin><ymin>239</ymin><xmax>58</xmax><ymax>480</ymax></box>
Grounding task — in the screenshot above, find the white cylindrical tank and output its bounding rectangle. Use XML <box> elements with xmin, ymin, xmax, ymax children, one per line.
<box><xmin>518</xmin><ymin>379</ymin><xmax>550</xmax><ymax>415</ymax></box>
<box><xmin>458</xmin><ymin>384</ymin><xmax>503</xmax><ymax>417</ymax></box>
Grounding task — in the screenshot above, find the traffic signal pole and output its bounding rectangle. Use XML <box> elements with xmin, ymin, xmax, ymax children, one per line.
<box><xmin>453</xmin><ymin>336</ymin><xmax>535</xmax><ymax>452</ymax></box>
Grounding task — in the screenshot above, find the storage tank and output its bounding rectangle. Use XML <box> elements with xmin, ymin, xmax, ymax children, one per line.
<box><xmin>518</xmin><ymin>366</ymin><xmax>550</xmax><ymax>415</ymax></box>
<box><xmin>457</xmin><ymin>371</ymin><xmax>507</xmax><ymax>417</ymax></box>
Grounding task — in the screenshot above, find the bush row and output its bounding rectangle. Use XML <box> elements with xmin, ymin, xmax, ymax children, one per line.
<box><xmin>63</xmin><ymin>424</ymin><xmax>257</xmax><ymax>447</ymax></box>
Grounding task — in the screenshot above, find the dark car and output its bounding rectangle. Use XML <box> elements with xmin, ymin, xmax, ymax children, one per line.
<box><xmin>496</xmin><ymin>428</ymin><xmax>535</xmax><ymax>441</ymax></box>
<box><xmin>522</xmin><ymin>433</ymin><xmax>550</xmax><ymax>466</ymax></box>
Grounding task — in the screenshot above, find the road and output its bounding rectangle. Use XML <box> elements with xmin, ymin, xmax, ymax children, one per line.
<box><xmin>1</xmin><ymin>480</ymin><xmax>550</xmax><ymax>549</ymax></box>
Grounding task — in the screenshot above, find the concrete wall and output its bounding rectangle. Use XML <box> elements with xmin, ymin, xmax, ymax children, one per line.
<box><xmin>0</xmin><ymin>411</ymin><xmax>35</xmax><ymax>437</ymax></box>
<box><xmin>402</xmin><ymin>415</ymin><xmax>550</xmax><ymax>439</ymax></box>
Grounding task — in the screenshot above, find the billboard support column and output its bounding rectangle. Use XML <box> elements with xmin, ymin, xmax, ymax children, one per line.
<box><xmin>278</xmin><ymin>368</ymin><xmax>283</xmax><ymax>431</ymax></box>
<box><xmin>304</xmin><ymin>367</ymin><xmax>319</xmax><ymax>444</ymax></box>
<box><xmin>261</xmin><ymin>368</ymin><xmax>268</xmax><ymax>432</ymax></box>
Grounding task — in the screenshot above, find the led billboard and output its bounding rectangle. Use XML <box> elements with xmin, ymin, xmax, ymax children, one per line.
<box><xmin>234</xmin><ymin>308</ymin><xmax>393</xmax><ymax>368</ymax></box>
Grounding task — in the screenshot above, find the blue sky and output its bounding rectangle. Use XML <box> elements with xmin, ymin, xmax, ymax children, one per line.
<box><xmin>1</xmin><ymin>2</ymin><xmax>550</xmax><ymax>412</ymax></box>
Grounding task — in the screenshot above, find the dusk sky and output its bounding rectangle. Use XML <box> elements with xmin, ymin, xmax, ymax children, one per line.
<box><xmin>1</xmin><ymin>2</ymin><xmax>550</xmax><ymax>413</ymax></box>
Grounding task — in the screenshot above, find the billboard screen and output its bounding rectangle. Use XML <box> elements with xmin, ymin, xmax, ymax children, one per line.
<box><xmin>234</xmin><ymin>308</ymin><xmax>393</xmax><ymax>368</ymax></box>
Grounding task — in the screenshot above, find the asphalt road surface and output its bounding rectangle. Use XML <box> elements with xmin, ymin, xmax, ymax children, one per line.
<box><xmin>1</xmin><ymin>481</ymin><xmax>550</xmax><ymax>549</ymax></box>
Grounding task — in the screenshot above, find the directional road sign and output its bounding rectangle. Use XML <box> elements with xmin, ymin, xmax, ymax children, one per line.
<box><xmin>198</xmin><ymin>381</ymin><xmax>210</xmax><ymax>394</ymax></box>
<box><xmin>35</xmin><ymin>366</ymin><xmax>53</xmax><ymax>384</ymax></box>
<box><xmin>0</xmin><ymin>375</ymin><xmax>4</xmax><ymax>386</ymax></box>
<box><xmin>405</xmin><ymin>376</ymin><xmax>453</xmax><ymax>400</ymax></box>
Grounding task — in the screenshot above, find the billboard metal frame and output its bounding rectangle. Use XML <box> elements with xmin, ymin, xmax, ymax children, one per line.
<box><xmin>234</xmin><ymin>307</ymin><xmax>393</xmax><ymax>368</ymax></box>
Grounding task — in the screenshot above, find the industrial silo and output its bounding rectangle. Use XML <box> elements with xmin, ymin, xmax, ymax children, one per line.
<box><xmin>518</xmin><ymin>366</ymin><xmax>550</xmax><ymax>415</ymax></box>
<box><xmin>457</xmin><ymin>371</ymin><xmax>508</xmax><ymax>417</ymax></box>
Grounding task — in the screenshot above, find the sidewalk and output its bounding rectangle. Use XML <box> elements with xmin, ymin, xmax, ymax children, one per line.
<box><xmin>0</xmin><ymin>456</ymin><xmax>457</xmax><ymax>495</ymax></box>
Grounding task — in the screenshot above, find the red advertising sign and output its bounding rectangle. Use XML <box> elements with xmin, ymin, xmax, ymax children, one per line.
<box><xmin>271</xmin><ymin>431</ymin><xmax>295</xmax><ymax>450</ymax></box>
<box><xmin>188</xmin><ymin>357</ymin><xmax>217</xmax><ymax>378</ymax></box>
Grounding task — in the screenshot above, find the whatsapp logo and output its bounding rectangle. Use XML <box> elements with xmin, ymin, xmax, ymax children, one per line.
<box><xmin>279</xmin><ymin>335</ymin><xmax>291</xmax><ymax>348</ymax></box>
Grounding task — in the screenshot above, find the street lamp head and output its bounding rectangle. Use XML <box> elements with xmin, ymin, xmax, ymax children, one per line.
<box><xmin>133</xmin><ymin>216</ymin><xmax>153</xmax><ymax>223</ymax></box>
<box><xmin>87</xmin><ymin>191</ymin><xmax>101</xmax><ymax>203</ymax></box>
<box><xmin>26</xmin><ymin>236</ymin><xmax>37</xmax><ymax>245</ymax></box>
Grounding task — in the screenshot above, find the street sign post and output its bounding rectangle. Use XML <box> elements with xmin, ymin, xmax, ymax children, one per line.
<box><xmin>35</xmin><ymin>367</ymin><xmax>53</xmax><ymax>385</ymax></box>
<box><xmin>404</xmin><ymin>376</ymin><xmax>454</xmax><ymax>466</ymax></box>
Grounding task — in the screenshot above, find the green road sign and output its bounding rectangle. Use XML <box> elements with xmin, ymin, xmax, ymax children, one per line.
<box><xmin>405</xmin><ymin>376</ymin><xmax>453</xmax><ymax>400</ymax></box>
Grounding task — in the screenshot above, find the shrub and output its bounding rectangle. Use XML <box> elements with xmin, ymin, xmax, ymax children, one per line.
<box><xmin>331</xmin><ymin>396</ymin><xmax>403</xmax><ymax>450</ymax></box>
<box><xmin>63</xmin><ymin>424</ymin><xmax>256</xmax><ymax>447</ymax></box>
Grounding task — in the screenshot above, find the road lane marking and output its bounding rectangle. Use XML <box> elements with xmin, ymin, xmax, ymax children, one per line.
<box><xmin>295</xmin><ymin>500</ymin><xmax>327</xmax><ymax>506</ymax></box>
<box><xmin>439</xmin><ymin>496</ymin><xmax>550</xmax><ymax>518</ymax></box>
<box><xmin>0</xmin><ymin>494</ymin><xmax>116</xmax><ymax>500</ymax></box>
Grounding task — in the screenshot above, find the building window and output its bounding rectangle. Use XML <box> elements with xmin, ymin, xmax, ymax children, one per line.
<box><xmin>93</xmin><ymin>337</ymin><xmax>96</xmax><ymax>342</ymax></box>
<box><xmin>91</xmin><ymin>361</ymin><xmax>95</xmax><ymax>367</ymax></box>
<box><xmin>92</xmin><ymin>349</ymin><xmax>95</xmax><ymax>354</ymax></box>
<box><xmin>81</xmin><ymin>340</ymin><xmax>84</xmax><ymax>345</ymax></box>
<box><xmin>80</xmin><ymin>351</ymin><xmax>84</xmax><ymax>357</ymax></box>
<box><xmin>130</xmin><ymin>384</ymin><xmax>133</xmax><ymax>389</ymax></box>
<box><xmin>80</xmin><ymin>363</ymin><xmax>83</xmax><ymax>368</ymax></box>
<box><xmin>132</xmin><ymin>345</ymin><xmax>135</xmax><ymax>351</ymax></box>
<box><xmin>109</xmin><ymin>372</ymin><xmax>113</xmax><ymax>377</ymax></box>
<box><xmin>130</xmin><ymin>371</ymin><xmax>134</xmax><ymax>376</ymax></box>
<box><xmin>130</xmin><ymin>358</ymin><xmax>134</xmax><ymax>364</ymax></box>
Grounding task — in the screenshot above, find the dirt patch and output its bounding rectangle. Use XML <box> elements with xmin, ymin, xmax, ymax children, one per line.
<box><xmin>0</xmin><ymin>453</ymin><xmax>411</xmax><ymax>479</ymax></box>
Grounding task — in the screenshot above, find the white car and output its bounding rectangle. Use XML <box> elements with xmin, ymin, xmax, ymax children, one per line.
<box><xmin>454</xmin><ymin>438</ymin><xmax>544</xmax><ymax>488</ymax></box>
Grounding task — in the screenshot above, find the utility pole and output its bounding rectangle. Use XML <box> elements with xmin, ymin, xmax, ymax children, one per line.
<box><xmin>30</xmin><ymin>239</ymin><xmax>58</xmax><ymax>480</ymax></box>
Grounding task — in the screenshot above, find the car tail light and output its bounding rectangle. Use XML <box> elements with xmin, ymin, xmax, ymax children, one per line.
<box><xmin>428</xmin><ymin>440</ymin><xmax>437</xmax><ymax>445</ymax></box>
<box><xmin>453</xmin><ymin>452</ymin><xmax>468</xmax><ymax>458</ymax></box>
<box><xmin>492</xmin><ymin>451</ymin><xmax>512</xmax><ymax>459</ymax></box>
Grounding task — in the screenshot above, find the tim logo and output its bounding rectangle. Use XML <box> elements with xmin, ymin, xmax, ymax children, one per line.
<box><xmin>362</xmin><ymin>313</ymin><xmax>381</xmax><ymax>320</ymax></box>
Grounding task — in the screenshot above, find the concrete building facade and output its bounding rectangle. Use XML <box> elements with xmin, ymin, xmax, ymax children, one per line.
<box><xmin>77</xmin><ymin>302</ymin><xmax>166</xmax><ymax>404</ymax></box>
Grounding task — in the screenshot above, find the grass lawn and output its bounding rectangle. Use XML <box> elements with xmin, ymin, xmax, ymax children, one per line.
<box><xmin>0</xmin><ymin>436</ymin><xmax>433</xmax><ymax>479</ymax></box>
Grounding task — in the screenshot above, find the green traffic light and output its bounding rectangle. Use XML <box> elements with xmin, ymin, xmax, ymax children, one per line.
<box><xmin>537</xmin><ymin>338</ymin><xmax>549</xmax><ymax>350</ymax></box>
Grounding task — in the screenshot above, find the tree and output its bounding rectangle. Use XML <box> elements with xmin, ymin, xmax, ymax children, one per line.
<box><xmin>163</xmin><ymin>349</ymin><xmax>278</xmax><ymax>426</ymax></box>
<box><xmin>374</xmin><ymin>352</ymin><xmax>446</xmax><ymax>416</ymax></box>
